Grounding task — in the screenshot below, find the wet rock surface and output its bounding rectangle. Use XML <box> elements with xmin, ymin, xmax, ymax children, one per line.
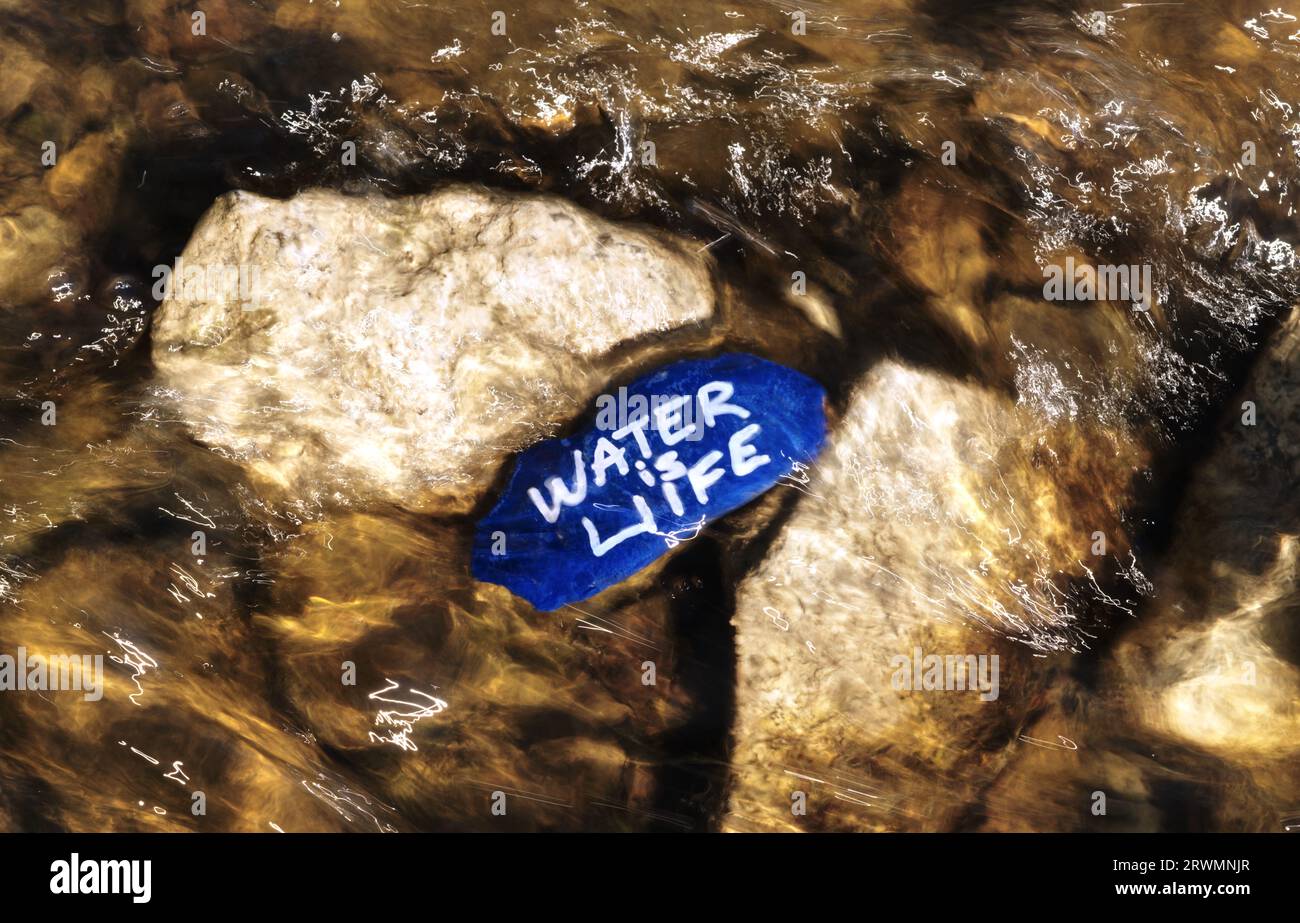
<box><xmin>254</xmin><ymin>511</ymin><xmax>708</xmax><ymax>831</ymax></box>
<box><xmin>976</xmin><ymin>306</ymin><xmax>1300</xmax><ymax>832</ymax></box>
<box><xmin>150</xmin><ymin>186</ymin><xmax>718</xmax><ymax>515</ymax></box>
<box><xmin>724</xmin><ymin>360</ymin><xmax>1147</xmax><ymax>831</ymax></box>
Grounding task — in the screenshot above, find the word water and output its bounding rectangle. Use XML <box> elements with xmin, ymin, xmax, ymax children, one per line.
<box><xmin>472</xmin><ymin>353</ymin><xmax>827</xmax><ymax>610</ymax></box>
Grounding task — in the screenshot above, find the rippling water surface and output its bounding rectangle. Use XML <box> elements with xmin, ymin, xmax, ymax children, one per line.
<box><xmin>1</xmin><ymin>0</ymin><xmax>1298</xmax><ymax>832</ymax></box>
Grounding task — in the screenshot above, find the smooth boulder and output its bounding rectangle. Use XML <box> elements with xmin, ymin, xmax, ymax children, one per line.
<box><xmin>150</xmin><ymin>186</ymin><xmax>718</xmax><ymax>514</ymax></box>
<box><xmin>725</xmin><ymin>360</ymin><xmax>1146</xmax><ymax>831</ymax></box>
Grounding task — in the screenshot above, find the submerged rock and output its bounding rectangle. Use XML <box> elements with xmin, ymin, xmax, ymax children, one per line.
<box><xmin>0</xmin><ymin>32</ymin><xmax>133</xmax><ymax>311</ymax></box>
<box><xmin>150</xmin><ymin>186</ymin><xmax>718</xmax><ymax>514</ymax></box>
<box><xmin>1109</xmin><ymin>308</ymin><xmax>1300</xmax><ymax>762</ymax></box>
<box><xmin>976</xmin><ymin>307</ymin><xmax>1300</xmax><ymax>832</ymax></box>
<box><xmin>724</xmin><ymin>360</ymin><xmax>1147</xmax><ymax>832</ymax></box>
<box><xmin>472</xmin><ymin>353</ymin><xmax>827</xmax><ymax>611</ymax></box>
<box><xmin>0</xmin><ymin>538</ymin><xmax>366</xmax><ymax>832</ymax></box>
<box><xmin>256</xmin><ymin>510</ymin><xmax>703</xmax><ymax>831</ymax></box>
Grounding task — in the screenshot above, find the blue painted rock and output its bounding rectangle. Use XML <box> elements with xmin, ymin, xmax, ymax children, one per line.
<box><xmin>472</xmin><ymin>353</ymin><xmax>827</xmax><ymax>610</ymax></box>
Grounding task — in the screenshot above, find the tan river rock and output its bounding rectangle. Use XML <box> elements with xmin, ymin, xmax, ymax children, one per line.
<box><xmin>725</xmin><ymin>359</ymin><xmax>1148</xmax><ymax>832</ymax></box>
<box><xmin>150</xmin><ymin>186</ymin><xmax>719</xmax><ymax>515</ymax></box>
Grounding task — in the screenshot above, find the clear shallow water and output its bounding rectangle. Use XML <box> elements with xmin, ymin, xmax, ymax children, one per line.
<box><xmin>0</xmin><ymin>0</ymin><xmax>1298</xmax><ymax>831</ymax></box>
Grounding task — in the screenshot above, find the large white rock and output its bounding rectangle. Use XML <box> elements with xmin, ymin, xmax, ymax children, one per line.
<box><xmin>150</xmin><ymin>186</ymin><xmax>717</xmax><ymax>513</ymax></box>
<box><xmin>724</xmin><ymin>360</ymin><xmax>1146</xmax><ymax>831</ymax></box>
